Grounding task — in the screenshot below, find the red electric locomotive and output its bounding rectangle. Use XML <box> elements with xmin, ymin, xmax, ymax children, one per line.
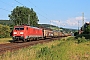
<box><xmin>12</xmin><ymin>25</ymin><xmax>43</xmax><ymax>42</ymax></box>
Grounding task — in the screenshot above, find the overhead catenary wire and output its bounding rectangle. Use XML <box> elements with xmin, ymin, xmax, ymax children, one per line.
<box><xmin>0</xmin><ymin>7</ymin><xmax>11</xmax><ymax>20</ymax></box>
<box><xmin>37</xmin><ymin>12</ymin><xmax>48</xmax><ymax>19</ymax></box>
<box><xmin>14</xmin><ymin>0</ymin><xmax>49</xmax><ymax>20</ymax></box>
<box><xmin>0</xmin><ymin>0</ymin><xmax>49</xmax><ymax>20</ymax></box>
<box><xmin>0</xmin><ymin>0</ymin><xmax>16</xmax><ymax>16</ymax></box>
<box><xmin>0</xmin><ymin>0</ymin><xmax>12</xmax><ymax>19</ymax></box>
<box><xmin>0</xmin><ymin>0</ymin><xmax>14</xmax><ymax>8</ymax></box>
<box><xmin>28</xmin><ymin>0</ymin><xmax>48</xmax><ymax>16</ymax></box>
<box><xmin>0</xmin><ymin>8</ymin><xmax>11</xmax><ymax>12</ymax></box>
<box><xmin>14</xmin><ymin>0</ymin><xmax>24</xmax><ymax>6</ymax></box>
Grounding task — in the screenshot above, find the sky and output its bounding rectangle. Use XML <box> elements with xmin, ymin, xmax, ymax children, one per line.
<box><xmin>0</xmin><ymin>0</ymin><xmax>90</xmax><ymax>29</ymax></box>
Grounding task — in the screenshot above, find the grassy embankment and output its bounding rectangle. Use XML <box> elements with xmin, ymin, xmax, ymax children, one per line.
<box><xmin>0</xmin><ymin>37</ymin><xmax>90</xmax><ymax>60</ymax></box>
<box><xmin>0</xmin><ymin>38</ymin><xmax>12</xmax><ymax>44</ymax></box>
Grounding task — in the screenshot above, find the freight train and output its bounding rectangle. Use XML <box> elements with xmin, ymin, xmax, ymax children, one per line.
<box><xmin>11</xmin><ymin>25</ymin><xmax>71</xmax><ymax>42</ymax></box>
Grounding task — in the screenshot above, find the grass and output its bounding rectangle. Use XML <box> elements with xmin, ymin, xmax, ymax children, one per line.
<box><xmin>0</xmin><ymin>37</ymin><xmax>90</xmax><ymax>60</ymax></box>
<box><xmin>0</xmin><ymin>38</ymin><xmax>12</xmax><ymax>44</ymax></box>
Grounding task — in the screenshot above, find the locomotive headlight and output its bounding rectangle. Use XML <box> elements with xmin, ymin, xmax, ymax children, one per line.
<box><xmin>20</xmin><ymin>32</ymin><xmax>24</xmax><ymax>34</ymax></box>
<box><xmin>13</xmin><ymin>32</ymin><xmax>17</xmax><ymax>34</ymax></box>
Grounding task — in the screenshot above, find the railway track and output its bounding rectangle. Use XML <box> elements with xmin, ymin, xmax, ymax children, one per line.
<box><xmin>0</xmin><ymin>37</ymin><xmax>61</xmax><ymax>55</ymax></box>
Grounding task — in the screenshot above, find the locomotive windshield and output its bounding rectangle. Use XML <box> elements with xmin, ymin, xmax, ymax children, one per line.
<box><xmin>15</xmin><ymin>28</ymin><xmax>24</xmax><ymax>30</ymax></box>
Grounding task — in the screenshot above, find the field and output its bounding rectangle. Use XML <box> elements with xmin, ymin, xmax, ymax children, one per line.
<box><xmin>0</xmin><ymin>37</ymin><xmax>90</xmax><ymax>60</ymax></box>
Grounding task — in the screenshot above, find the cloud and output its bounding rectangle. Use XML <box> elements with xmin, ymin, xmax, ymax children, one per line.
<box><xmin>50</xmin><ymin>20</ymin><xmax>60</xmax><ymax>26</ymax></box>
<box><xmin>62</xmin><ymin>16</ymin><xmax>88</xmax><ymax>29</ymax></box>
<box><xmin>66</xmin><ymin>17</ymin><xmax>80</xmax><ymax>26</ymax></box>
<box><xmin>51</xmin><ymin>16</ymin><xmax>87</xmax><ymax>29</ymax></box>
<box><xmin>39</xmin><ymin>16</ymin><xmax>87</xmax><ymax>29</ymax></box>
<box><xmin>66</xmin><ymin>19</ymin><xmax>78</xmax><ymax>26</ymax></box>
<box><xmin>75</xmin><ymin>16</ymin><xmax>83</xmax><ymax>20</ymax></box>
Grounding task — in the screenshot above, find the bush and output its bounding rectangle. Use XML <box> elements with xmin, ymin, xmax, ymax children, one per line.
<box><xmin>75</xmin><ymin>34</ymin><xmax>90</xmax><ymax>39</ymax></box>
<box><xmin>37</xmin><ymin>47</ymin><xmax>51</xmax><ymax>57</ymax></box>
<box><xmin>0</xmin><ymin>24</ymin><xmax>11</xmax><ymax>38</ymax></box>
<box><xmin>77</xmin><ymin>37</ymin><xmax>87</xmax><ymax>44</ymax></box>
<box><xmin>74</xmin><ymin>32</ymin><xmax>79</xmax><ymax>36</ymax></box>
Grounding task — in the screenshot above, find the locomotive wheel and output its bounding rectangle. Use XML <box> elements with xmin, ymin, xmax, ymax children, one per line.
<box><xmin>23</xmin><ymin>39</ymin><xmax>27</xmax><ymax>42</ymax></box>
<box><xmin>36</xmin><ymin>38</ymin><xmax>39</xmax><ymax>41</ymax></box>
<box><xmin>12</xmin><ymin>39</ymin><xmax>16</xmax><ymax>43</ymax></box>
<box><xmin>12</xmin><ymin>40</ymin><xmax>15</xmax><ymax>43</ymax></box>
<box><xmin>43</xmin><ymin>37</ymin><xmax>46</xmax><ymax>40</ymax></box>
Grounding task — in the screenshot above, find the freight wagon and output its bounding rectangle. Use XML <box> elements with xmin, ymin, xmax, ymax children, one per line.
<box><xmin>43</xmin><ymin>28</ymin><xmax>54</xmax><ymax>39</ymax></box>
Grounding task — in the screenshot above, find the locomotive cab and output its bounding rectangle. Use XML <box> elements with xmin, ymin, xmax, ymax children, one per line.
<box><xmin>12</xmin><ymin>26</ymin><xmax>27</xmax><ymax>42</ymax></box>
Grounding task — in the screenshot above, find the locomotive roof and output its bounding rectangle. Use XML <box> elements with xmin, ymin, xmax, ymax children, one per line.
<box><xmin>14</xmin><ymin>25</ymin><xmax>53</xmax><ymax>30</ymax></box>
<box><xmin>30</xmin><ymin>26</ymin><xmax>42</xmax><ymax>29</ymax></box>
<box><xmin>14</xmin><ymin>25</ymin><xmax>42</xmax><ymax>30</ymax></box>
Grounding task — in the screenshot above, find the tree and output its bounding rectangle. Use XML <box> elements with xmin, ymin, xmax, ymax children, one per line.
<box><xmin>85</xmin><ymin>25</ymin><xmax>90</xmax><ymax>34</ymax></box>
<box><xmin>8</xmin><ymin>6</ymin><xmax>39</xmax><ymax>26</ymax></box>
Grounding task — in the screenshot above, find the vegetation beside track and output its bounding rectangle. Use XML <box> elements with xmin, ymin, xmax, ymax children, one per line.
<box><xmin>0</xmin><ymin>38</ymin><xmax>12</xmax><ymax>44</ymax></box>
<box><xmin>0</xmin><ymin>36</ymin><xmax>90</xmax><ymax>60</ymax></box>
